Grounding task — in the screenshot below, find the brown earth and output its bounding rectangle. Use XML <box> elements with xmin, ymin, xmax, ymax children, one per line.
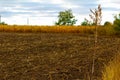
<box><xmin>0</xmin><ymin>32</ymin><xmax>120</xmax><ymax>80</ymax></box>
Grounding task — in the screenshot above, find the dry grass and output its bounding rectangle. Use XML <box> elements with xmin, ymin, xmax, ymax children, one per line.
<box><xmin>98</xmin><ymin>26</ymin><xmax>116</xmax><ymax>35</ymax></box>
<box><xmin>102</xmin><ymin>53</ymin><xmax>120</xmax><ymax>80</ymax></box>
<box><xmin>0</xmin><ymin>25</ymin><xmax>117</xmax><ymax>36</ymax></box>
<box><xmin>0</xmin><ymin>25</ymin><xmax>95</xmax><ymax>33</ymax></box>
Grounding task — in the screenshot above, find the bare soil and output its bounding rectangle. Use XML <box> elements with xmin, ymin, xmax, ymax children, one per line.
<box><xmin>0</xmin><ymin>32</ymin><xmax>120</xmax><ymax>80</ymax></box>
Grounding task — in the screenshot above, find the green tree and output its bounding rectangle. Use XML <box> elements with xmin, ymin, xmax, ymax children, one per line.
<box><xmin>81</xmin><ymin>18</ymin><xmax>91</xmax><ymax>26</ymax></box>
<box><xmin>113</xmin><ymin>13</ymin><xmax>120</xmax><ymax>31</ymax></box>
<box><xmin>55</xmin><ymin>9</ymin><xmax>77</xmax><ymax>26</ymax></box>
<box><xmin>104</xmin><ymin>21</ymin><xmax>112</xmax><ymax>27</ymax></box>
<box><xmin>0</xmin><ymin>22</ymin><xmax>7</xmax><ymax>25</ymax></box>
<box><xmin>103</xmin><ymin>21</ymin><xmax>115</xmax><ymax>35</ymax></box>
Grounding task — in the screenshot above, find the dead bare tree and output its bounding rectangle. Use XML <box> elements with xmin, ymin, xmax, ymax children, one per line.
<box><xmin>89</xmin><ymin>4</ymin><xmax>102</xmax><ymax>26</ymax></box>
<box><xmin>89</xmin><ymin>4</ymin><xmax>102</xmax><ymax>80</ymax></box>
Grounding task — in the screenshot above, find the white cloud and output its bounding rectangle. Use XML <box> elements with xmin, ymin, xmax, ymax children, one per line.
<box><xmin>2</xmin><ymin>14</ymin><xmax>56</xmax><ymax>25</ymax></box>
<box><xmin>61</xmin><ymin>3</ymin><xmax>79</xmax><ymax>9</ymax></box>
<box><xmin>51</xmin><ymin>0</ymin><xmax>65</xmax><ymax>4</ymax></box>
<box><xmin>97</xmin><ymin>0</ymin><xmax>120</xmax><ymax>9</ymax></box>
<box><xmin>30</xmin><ymin>0</ymin><xmax>43</xmax><ymax>3</ymax></box>
<box><xmin>29</xmin><ymin>17</ymin><xmax>56</xmax><ymax>25</ymax></box>
<box><xmin>95</xmin><ymin>0</ymin><xmax>120</xmax><ymax>24</ymax></box>
<box><xmin>51</xmin><ymin>0</ymin><xmax>79</xmax><ymax>9</ymax></box>
<box><xmin>102</xmin><ymin>10</ymin><xmax>119</xmax><ymax>23</ymax></box>
<box><xmin>2</xmin><ymin>16</ymin><xmax>27</xmax><ymax>25</ymax></box>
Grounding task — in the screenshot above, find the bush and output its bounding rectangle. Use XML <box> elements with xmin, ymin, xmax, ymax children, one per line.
<box><xmin>113</xmin><ymin>14</ymin><xmax>120</xmax><ymax>34</ymax></box>
<box><xmin>100</xmin><ymin>21</ymin><xmax>115</xmax><ymax>35</ymax></box>
<box><xmin>0</xmin><ymin>22</ymin><xmax>7</xmax><ymax>25</ymax></box>
<box><xmin>104</xmin><ymin>21</ymin><xmax>112</xmax><ymax>27</ymax></box>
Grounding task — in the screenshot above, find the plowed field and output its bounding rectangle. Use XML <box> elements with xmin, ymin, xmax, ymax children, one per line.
<box><xmin>0</xmin><ymin>32</ymin><xmax>120</xmax><ymax>80</ymax></box>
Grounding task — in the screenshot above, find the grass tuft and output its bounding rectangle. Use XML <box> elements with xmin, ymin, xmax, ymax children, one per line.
<box><xmin>102</xmin><ymin>53</ymin><xmax>120</xmax><ymax>80</ymax></box>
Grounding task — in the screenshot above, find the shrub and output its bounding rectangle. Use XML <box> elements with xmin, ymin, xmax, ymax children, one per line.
<box><xmin>104</xmin><ymin>21</ymin><xmax>112</xmax><ymax>27</ymax></box>
<box><xmin>0</xmin><ymin>22</ymin><xmax>7</xmax><ymax>25</ymax></box>
<box><xmin>113</xmin><ymin>14</ymin><xmax>120</xmax><ymax>34</ymax></box>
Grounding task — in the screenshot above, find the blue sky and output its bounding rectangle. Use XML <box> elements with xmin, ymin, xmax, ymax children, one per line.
<box><xmin>0</xmin><ymin>0</ymin><xmax>120</xmax><ymax>25</ymax></box>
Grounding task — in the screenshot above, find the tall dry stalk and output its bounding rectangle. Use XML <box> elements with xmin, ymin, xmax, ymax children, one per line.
<box><xmin>91</xmin><ymin>25</ymin><xmax>98</xmax><ymax>80</ymax></box>
<box><xmin>89</xmin><ymin>4</ymin><xmax>102</xmax><ymax>80</ymax></box>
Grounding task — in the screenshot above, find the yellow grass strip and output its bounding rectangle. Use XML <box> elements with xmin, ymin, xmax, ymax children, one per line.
<box><xmin>102</xmin><ymin>53</ymin><xmax>120</xmax><ymax>80</ymax></box>
<box><xmin>0</xmin><ymin>25</ymin><xmax>95</xmax><ymax>33</ymax></box>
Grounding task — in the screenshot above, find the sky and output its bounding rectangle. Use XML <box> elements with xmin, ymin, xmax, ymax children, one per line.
<box><xmin>0</xmin><ymin>0</ymin><xmax>120</xmax><ymax>25</ymax></box>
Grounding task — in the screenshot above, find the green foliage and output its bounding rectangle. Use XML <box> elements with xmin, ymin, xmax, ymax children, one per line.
<box><xmin>81</xmin><ymin>21</ymin><xmax>88</xmax><ymax>26</ymax></box>
<box><xmin>105</xmin><ymin>26</ymin><xmax>116</xmax><ymax>35</ymax></box>
<box><xmin>0</xmin><ymin>22</ymin><xmax>7</xmax><ymax>25</ymax></box>
<box><xmin>113</xmin><ymin>14</ymin><xmax>120</xmax><ymax>33</ymax></box>
<box><xmin>81</xmin><ymin>18</ymin><xmax>91</xmax><ymax>26</ymax></box>
<box><xmin>104</xmin><ymin>21</ymin><xmax>112</xmax><ymax>27</ymax></box>
<box><xmin>99</xmin><ymin>21</ymin><xmax>115</xmax><ymax>35</ymax></box>
<box><xmin>55</xmin><ymin>9</ymin><xmax>77</xmax><ymax>26</ymax></box>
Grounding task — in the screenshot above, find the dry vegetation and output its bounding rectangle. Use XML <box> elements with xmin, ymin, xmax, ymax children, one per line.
<box><xmin>0</xmin><ymin>31</ymin><xmax>120</xmax><ymax>80</ymax></box>
<box><xmin>0</xmin><ymin>25</ymin><xmax>117</xmax><ymax>36</ymax></box>
<box><xmin>102</xmin><ymin>53</ymin><xmax>120</xmax><ymax>80</ymax></box>
<box><xmin>0</xmin><ymin>25</ymin><xmax>95</xmax><ymax>33</ymax></box>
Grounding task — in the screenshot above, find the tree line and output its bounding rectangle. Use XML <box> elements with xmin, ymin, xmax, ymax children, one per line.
<box><xmin>55</xmin><ymin>4</ymin><xmax>120</xmax><ymax>33</ymax></box>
